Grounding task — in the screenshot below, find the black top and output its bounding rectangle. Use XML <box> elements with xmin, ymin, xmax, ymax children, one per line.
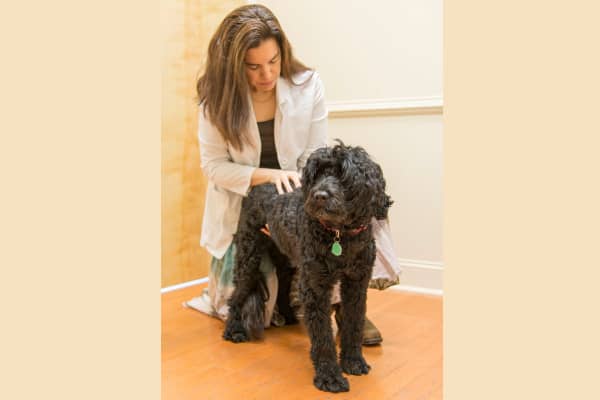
<box><xmin>257</xmin><ymin>119</ymin><xmax>281</xmax><ymax>169</ymax></box>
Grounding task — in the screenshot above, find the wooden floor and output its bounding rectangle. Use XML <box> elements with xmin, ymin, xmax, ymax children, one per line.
<box><xmin>162</xmin><ymin>284</ymin><xmax>442</xmax><ymax>400</ymax></box>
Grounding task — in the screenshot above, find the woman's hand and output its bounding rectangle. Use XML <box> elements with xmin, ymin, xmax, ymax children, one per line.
<box><xmin>251</xmin><ymin>168</ymin><xmax>301</xmax><ymax>194</ymax></box>
<box><xmin>260</xmin><ymin>224</ymin><xmax>271</xmax><ymax>236</ymax></box>
<box><xmin>268</xmin><ymin>170</ymin><xmax>301</xmax><ymax>194</ymax></box>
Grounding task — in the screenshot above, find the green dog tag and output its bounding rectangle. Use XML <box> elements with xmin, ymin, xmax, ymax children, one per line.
<box><xmin>331</xmin><ymin>241</ymin><xmax>342</xmax><ymax>256</ymax></box>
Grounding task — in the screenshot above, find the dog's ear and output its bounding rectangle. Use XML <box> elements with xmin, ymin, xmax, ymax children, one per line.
<box><xmin>374</xmin><ymin>193</ymin><xmax>393</xmax><ymax>220</ymax></box>
<box><xmin>301</xmin><ymin>147</ymin><xmax>327</xmax><ymax>191</ymax></box>
<box><xmin>367</xmin><ymin>161</ymin><xmax>393</xmax><ymax>220</ymax></box>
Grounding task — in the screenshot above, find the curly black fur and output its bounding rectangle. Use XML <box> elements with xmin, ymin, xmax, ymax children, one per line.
<box><xmin>223</xmin><ymin>141</ymin><xmax>392</xmax><ymax>393</ymax></box>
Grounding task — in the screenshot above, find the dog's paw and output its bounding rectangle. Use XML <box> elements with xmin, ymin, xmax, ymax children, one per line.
<box><xmin>313</xmin><ymin>367</ymin><xmax>349</xmax><ymax>393</ymax></box>
<box><xmin>341</xmin><ymin>355</ymin><xmax>371</xmax><ymax>375</ymax></box>
<box><xmin>223</xmin><ymin>321</ymin><xmax>249</xmax><ymax>343</ymax></box>
<box><xmin>223</xmin><ymin>330</ymin><xmax>249</xmax><ymax>343</ymax></box>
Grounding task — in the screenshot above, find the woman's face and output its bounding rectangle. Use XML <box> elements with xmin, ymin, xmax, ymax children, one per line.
<box><xmin>244</xmin><ymin>37</ymin><xmax>281</xmax><ymax>94</ymax></box>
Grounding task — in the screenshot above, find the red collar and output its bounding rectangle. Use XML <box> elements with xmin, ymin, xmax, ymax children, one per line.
<box><xmin>319</xmin><ymin>220</ymin><xmax>369</xmax><ymax>236</ymax></box>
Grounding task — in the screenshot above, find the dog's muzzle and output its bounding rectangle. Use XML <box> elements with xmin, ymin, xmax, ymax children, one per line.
<box><xmin>304</xmin><ymin>177</ymin><xmax>346</xmax><ymax>224</ymax></box>
<box><xmin>312</xmin><ymin>190</ymin><xmax>330</xmax><ymax>205</ymax></box>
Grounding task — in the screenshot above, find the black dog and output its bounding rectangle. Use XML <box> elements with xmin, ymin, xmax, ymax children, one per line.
<box><xmin>223</xmin><ymin>141</ymin><xmax>392</xmax><ymax>393</ymax></box>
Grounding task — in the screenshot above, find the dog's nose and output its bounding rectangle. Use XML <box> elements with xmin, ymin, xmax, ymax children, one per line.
<box><xmin>313</xmin><ymin>190</ymin><xmax>329</xmax><ymax>203</ymax></box>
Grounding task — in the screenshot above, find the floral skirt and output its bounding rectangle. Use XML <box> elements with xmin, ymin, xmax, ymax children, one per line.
<box><xmin>185</xmin><ymin>218</ymin><xmax>401</xmax><ymax>326</ymax></box>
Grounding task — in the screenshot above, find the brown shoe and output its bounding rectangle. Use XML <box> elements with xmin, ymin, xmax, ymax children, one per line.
<box><xmin>362</xmin><ymin>316</ymin><xmax>383</xmax><ymax>346</ymax></box>
<box><xmin>333</xmin><ymin>305</ymin><xmax>383</xmax><ymax>346</ymax></box>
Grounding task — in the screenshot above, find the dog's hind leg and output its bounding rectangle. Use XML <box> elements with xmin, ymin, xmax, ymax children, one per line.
<box><xmin>268</xmin><ymin>245</ymin><xmax>297</xmax><ymax>325</ymax></box>
<box><xmin>223</xmin><ymin>228</ymin><xmax>270</xmax><ymax>343</ymax></box>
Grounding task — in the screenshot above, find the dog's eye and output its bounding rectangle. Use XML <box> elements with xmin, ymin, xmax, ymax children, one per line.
<box><xmin>316</xmin><ymin>167</ymin><xmax>332</xmax><ymax>178</ymax></box>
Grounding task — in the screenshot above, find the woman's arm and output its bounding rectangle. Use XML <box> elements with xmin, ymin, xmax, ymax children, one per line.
<box><xmin>197</xmin><ymin>108</ymin><xmax>257</xmax><ymax>196</ymax></box>
<box><xmin>198</xmin><ymin>108</ymin><xmax>300</xmax><ymax>195</ymax></box>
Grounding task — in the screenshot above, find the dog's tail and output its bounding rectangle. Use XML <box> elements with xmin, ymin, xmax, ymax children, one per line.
<box><xmin>240</xmin><ymin>277</ymin><xmax>269</xmax><ymax>340</ymax></box>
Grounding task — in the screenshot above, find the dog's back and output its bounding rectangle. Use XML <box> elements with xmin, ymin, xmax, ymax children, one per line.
<box><xmin>241</xmin><ymin>184</ymin><xmax>304</xmax><ymax>265</ymax></box>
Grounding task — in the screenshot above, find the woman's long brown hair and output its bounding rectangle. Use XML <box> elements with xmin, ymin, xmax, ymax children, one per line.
<box><xmin>196</xmin><ymin>4</ymin><xmax>310</xmax><ymax>151</ymax></box>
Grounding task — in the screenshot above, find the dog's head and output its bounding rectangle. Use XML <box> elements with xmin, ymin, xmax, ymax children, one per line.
<box><xmin>301</xmin><ymin>140</ymin><xmax>393</xmax><ymax>228</ymax></box>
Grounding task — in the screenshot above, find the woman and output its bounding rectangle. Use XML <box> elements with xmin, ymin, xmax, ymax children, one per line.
<box><xmin>186</xmin><ymin>4</ymin><xmax>400</xmax><ymax>345</ymax></box>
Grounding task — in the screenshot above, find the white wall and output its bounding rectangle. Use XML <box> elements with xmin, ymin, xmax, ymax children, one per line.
<box><xmin>327</xmin><ymin>115</ymin><xmax>443</xmax><ymax>261</ymax></box>
<box><xmin>261</xmin><ymin>0</ymin><xmax>442</xmax><ymax>102</ymax></box>
<box><xmin>260</xmin><ymin>0</ymin><xmax>443</xmax><ymax>293</ymax></box>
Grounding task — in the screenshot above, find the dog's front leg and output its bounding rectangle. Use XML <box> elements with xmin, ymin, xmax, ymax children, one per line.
<box><xmin>300</xmin><ymin>264</ymin><xmax>349</xmax><ymax>393</ymax></box>
<box><xmin>339</xmin><ymin>272</ymin><xmax>371</xmax><ymax>375</ymax></box>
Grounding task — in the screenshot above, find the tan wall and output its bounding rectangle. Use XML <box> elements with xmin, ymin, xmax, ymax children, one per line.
<box><xmin>161</xmin><ymin>0</ymin><xmax>243</xmax><ymax>287</ymax></box>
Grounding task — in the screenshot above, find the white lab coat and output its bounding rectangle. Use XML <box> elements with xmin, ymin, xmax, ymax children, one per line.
<box><xmin>198</xmin><ymin>70</ymin><xmax>328</xmax><ymax>258</ymax></box>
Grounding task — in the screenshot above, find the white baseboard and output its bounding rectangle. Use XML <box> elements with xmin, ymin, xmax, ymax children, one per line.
<box><xmin>395</xmin><ymin>258</ymin><xmax>443</xmax><ymax>295</ymax></box>
<box><xmin>161</xmin><ymin>277</ymin><xmax>208</xmax><ymax>294</ymax></box>
<box><xmin>389</xmin><ymin>284</ymin><xmax>443</xmax><ymax>297</ymax></box>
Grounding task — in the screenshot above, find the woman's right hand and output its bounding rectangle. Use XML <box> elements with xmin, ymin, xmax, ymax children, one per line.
<box><xmin>251</xmin><ymin>168</ymin><xmax>301</xmax><ymax>194</ymax></box>
<box><xmin>268</xmin><ymin>170</ymin><xmax>301</xmax><ymax>194</ymax></box>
